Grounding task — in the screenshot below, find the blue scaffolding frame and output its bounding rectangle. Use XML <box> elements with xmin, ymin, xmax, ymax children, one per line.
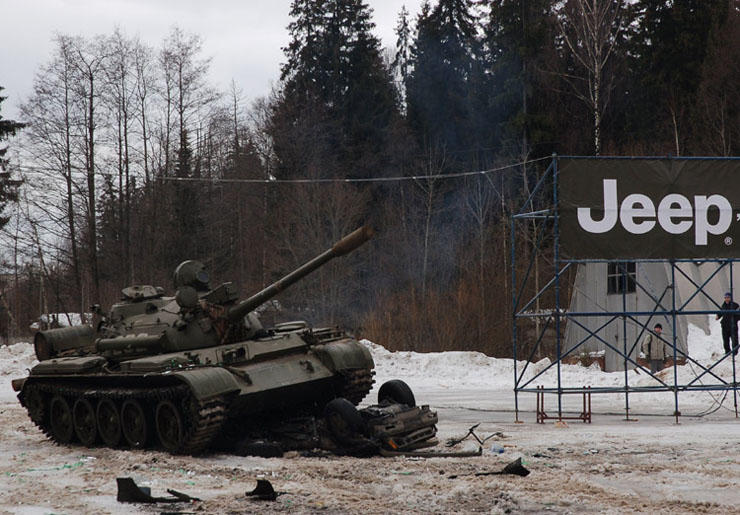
<box><xmin>512</xmin><ymin>155</ymin><xmax>740</xmax><ymax>423</ymax></box>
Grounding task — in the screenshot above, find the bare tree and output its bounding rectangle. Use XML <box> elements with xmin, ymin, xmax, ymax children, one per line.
<box><xmin>556</xmin><ymin>0</ymin><xmax>624</xmax><ymax>155</ymax></box>
<box><xmin>415</xmin><ymin>143</ymin><xmax>447</xmax><ymax>297</ymax></box>
<box><xmin>68</xmin><ymin>35</ymin><xmax>109</xmax><ymax>301</ymax></box>
<box><xmin>20</xmin><ymin>35</ymin><xmax>87</xmax><ymax>302</ymax></box>
<box><xmin>160</xmin><ymin>28</ymin><xmax>216</xmax><ymax>167</ymax></box>
<box><xmin>105</xmin><ymin>29</ymin><xmax>140</xmax><ymax>283</ymax></box>
<box><xmin>464</xmin><ymin>173</ymin><xmax>495</xmax><ymax>347</ymax></box>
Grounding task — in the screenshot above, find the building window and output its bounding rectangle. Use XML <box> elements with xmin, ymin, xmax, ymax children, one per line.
<box><xmin>607</xmin><ymin>262</ymin><xmax>636</xmax><ymax>294</ymax></box>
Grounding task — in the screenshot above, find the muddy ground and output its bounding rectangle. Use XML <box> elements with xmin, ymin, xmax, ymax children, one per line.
<box><xmin>2</xmin><ymin>385</ymin><xmax>739</xmax><ymax>514</ymax></box>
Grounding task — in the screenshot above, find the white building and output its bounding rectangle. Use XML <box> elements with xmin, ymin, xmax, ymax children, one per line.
<box><xmin>564</xmin><ymin>262</ymin><xmax>734</xmax><ymax>371</ymax></box>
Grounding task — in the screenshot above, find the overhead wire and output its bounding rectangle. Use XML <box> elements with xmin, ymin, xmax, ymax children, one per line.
<box><xmin>10</xmin><ymin>155</ymin><xmax>552</xmax><ymax>185</ymax></box>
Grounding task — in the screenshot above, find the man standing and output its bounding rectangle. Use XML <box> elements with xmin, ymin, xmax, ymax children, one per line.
<box><xmin>642</xmin><ymin>323</ymin><xmax>667</xmax><ymax>374</ymax></box>
<box><xmin>716</xmin><ymin>292</ymin><xmax>739</xmax><ymax>355</ymax></box>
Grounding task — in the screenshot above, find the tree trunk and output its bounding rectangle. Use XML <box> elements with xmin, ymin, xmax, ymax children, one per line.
<box><xmin>86</xmin><ymin>74</ymin><xmax>100</xmax><ymax>302</ymax></box>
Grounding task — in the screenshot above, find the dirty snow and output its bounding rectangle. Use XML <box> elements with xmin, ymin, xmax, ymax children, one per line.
<box><xmin>1</xmin><ymin>317</ymin><xmax>739</xmax><ymax>513</ymax></box>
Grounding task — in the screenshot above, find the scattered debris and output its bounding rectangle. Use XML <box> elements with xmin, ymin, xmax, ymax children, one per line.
<box><xmin>446</xmin><ymin>423</ymin><xmax>503</xmax><ymax>451</ymax></box>
<box><xmin>116</xmin><ymin>477</ymin><xmax>200</xmax><ymax>504</ymax></box>
<box><xmin>448</xmin><ymin>458</ymin><xmax>531</xmax><ymax>479</ymax></box>
<box><xmin>245</xmin><ymin>479</ymin><xmax>278</xmax><ymax>501</ymax></box>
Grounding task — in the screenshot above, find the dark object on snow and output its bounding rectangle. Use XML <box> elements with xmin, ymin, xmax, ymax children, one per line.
<box><xmin>246</xmin><ymin>479</ymin><xmax>278</xmax><ymax>501</ymax></box>
<box><xmin>234</xmin><ymin>439</ymin><xmax>284</xmax><ymax>458</ymax></box>
<box><xmin>116</xmin><ymin>477</ymin><xmax>200</xmax><ymax>503</ymax></box>
<box><xmin>13</xmin><ymin>227</ymin><xmax>376</xmax><ymax>455</ymax></box>
<box><xmin>448</xmin><ymin>458</ymin><xmax>530</xmax><ymax>479</ymax></box>
<box><xmin>482</xmin><ymin>457</ymin><xmax>530</xmax><ymax>477</ymax></box>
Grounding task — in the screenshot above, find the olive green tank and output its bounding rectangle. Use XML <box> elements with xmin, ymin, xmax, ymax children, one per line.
<box><xmin>13</xmin><ymin>226</ymin><xmax>376</xmax><ymax>454</ymax></box>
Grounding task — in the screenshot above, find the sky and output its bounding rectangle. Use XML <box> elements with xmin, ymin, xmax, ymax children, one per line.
<box><xmin>0</xmin><ymin>0</ymin><xmax>423</xmax><ymax>121</ymax></box>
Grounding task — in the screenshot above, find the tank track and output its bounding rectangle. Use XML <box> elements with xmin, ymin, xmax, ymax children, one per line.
<box><xmin>338</xmin><ymin>368</ymin><xmax>375</xmax><ymax>405</ymax></box>
<box><xmin>20</xmin><ymin>381</ymin><xmax>227</xmax><ymax>454</ymax></box>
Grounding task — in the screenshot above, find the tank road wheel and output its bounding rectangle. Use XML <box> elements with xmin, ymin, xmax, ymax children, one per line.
<box><xmin>72</xmin><ymin>398</ymin><xmax>97</xmax><ymax>446</ymax></box>
<box><xmin>121</xmin><ymin>399</ymin><xmax>149</xmax><ymax>449</ymax></box>
<box><xmin>324</xmin><ymin>397</ymin><xmax>365</xmax><ymax>443</ymax></box>
<box><xmin>49</xmin><ymin>396</ymin><xmax>75</xmax><ymax>444</ymax></box>
<box><xmin>24</xmin><ymin>388</ymin><xmax>46</xmax><ymax>425</ymax></box>
<box><xmin>378</xmin><ymin>379</ymin><xmax>416</xmax><ymax>407</ymax></box>
<box><xmin>97</xmin><ymin>399</ymin><xmax>122</xmax><ymax>447</ymax></box>
<box><xmin>156</xmin><ymin>400</ymin><xmax>184</xmax><ymax>453</ymax></box>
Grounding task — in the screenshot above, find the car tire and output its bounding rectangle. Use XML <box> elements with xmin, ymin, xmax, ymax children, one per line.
<box><xmin>324</xmin><ymin>397</ymin><xmax>364</xmax><ymax>442</ymax></box>
<box><xmin>378</xmin><ymin>379</ymin><xmax>416</xmax><ymax>407</ymax></box>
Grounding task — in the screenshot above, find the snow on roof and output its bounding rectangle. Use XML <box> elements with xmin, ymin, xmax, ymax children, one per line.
<box><xmin>37</xmin><ymin>313</ymin><xmax>92</xmax><ymax>327</ymax></box>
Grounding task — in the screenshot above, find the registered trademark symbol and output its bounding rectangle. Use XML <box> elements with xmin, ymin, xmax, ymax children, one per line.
<box><xmin>725</xmin><ymin>237</ymin><xmax>733</xmax><ymax>246</ymax></box>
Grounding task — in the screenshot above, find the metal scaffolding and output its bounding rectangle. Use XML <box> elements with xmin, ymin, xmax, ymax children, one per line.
<box><xmin>511</xmin><ymin>156</ymin><xmax>740</xmax><ymax>423</ymax></box>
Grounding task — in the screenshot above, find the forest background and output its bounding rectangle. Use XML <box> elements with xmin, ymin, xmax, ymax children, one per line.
<box><xmin>0</xmin><ymin>0</ymin><xmax>738</xmax><ymax>358</ymax></box>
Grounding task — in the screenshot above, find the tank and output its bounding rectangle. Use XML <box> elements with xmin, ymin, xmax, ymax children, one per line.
<box><xmin>13</xmin><ymin>226</ymin><xmax>376</xmax><ymax>454</ymax></box>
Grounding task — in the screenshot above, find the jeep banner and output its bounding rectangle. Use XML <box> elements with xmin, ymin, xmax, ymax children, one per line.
<box><xmin>558</xmin><ymin>158</ymin><xmax>740</xmax><ymax>259</ymax></box>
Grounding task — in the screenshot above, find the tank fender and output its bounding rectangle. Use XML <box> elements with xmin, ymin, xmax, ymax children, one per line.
<box><xmin>313</xmin><ymin>340</ymin><xmax>374</xmax><ymax>372</ymax></box>
<box><xmin>171</xmin><ymin>366</ymin><xmax>242</xmax><ymax>400</ymax></box>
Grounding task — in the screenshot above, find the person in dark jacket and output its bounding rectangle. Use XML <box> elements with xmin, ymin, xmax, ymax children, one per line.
<box><xmin>716</xmin><ymin>292</ymin><xmax>739</xmax><ymax>355</ymax></box>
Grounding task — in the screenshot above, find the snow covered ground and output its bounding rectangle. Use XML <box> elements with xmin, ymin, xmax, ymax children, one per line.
<box><xmin>1</xmin><ymin>317</ymin><xmax>739</xmax><ymax>513</ymax></box>
<box><xmin>367</xmin><ymin>315</ymin><xmax>740</xmax><ymax>418</ymax></box>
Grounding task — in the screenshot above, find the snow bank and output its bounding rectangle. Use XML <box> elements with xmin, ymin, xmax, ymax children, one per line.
<box><xmin>363</xmin><ymin>315</ymin><xmax>735</xmax><ymax>392</ymax></box>
<box><xmin>0</xmin><ymin>342</ymin><xmax>37</xmax><ymax>377</ymax></box>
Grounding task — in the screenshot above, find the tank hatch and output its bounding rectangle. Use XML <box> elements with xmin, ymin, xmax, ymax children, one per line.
<box><xmin>122</xmin><ymin>285</ymin><xmax>164</xmax><ymax>302</ymax></box>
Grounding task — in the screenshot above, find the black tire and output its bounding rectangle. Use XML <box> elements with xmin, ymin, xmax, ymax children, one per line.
<box><xmin>378</xmin><ymin>379</ymin><xmax>416</xmax><ymax>407</ymax></box>
<box><xmin>24</xmin><ymin>388</ymin><xmax>46</xmax><ymax>425</ymax></box>
<box><xmin>156</xmin><ymin>400</ymin><xmax>184</xmax><ymax>453</ymax></box>
<box><xmin>50</xmin><ymin>395</ymin><xmax>75</xmax><ymax>444</ymax></box>
<box><xmin>97</xmin><ymin>398</ymin><xmax>122</xmax><ymax>447</ymax></box>
<box><xmin>121</xmin><ymin>399</ymin><xmax>149</xmax><ymax>449</ymax></box>
<box><xmin>324</xmin><ymin>397</ymin><xmax>364</xmax><ymax>442</ymax></box>
<box><xmin>73</xmin><ymin>398</ymin><xmax>97</xmax><ymax>446</ymax></box>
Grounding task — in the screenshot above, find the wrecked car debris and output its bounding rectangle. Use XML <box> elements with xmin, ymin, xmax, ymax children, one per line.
<box><xmin>245</xmin><ymin>479</ymin><xmax>279</xmax><ymax>501</ymax></box>
<box><xmin>446</xmin><ymin>423</ymin><xmax>504</xmax><ymax>448</ymax></box>
<box><xmin>227</xmin><ymin>382</ymin><xmax>440</xmax><ymax>457</ymax></box>
<box><xmin>116</xmin><ymin>477</ymin><xmax>200</xmax><ymax>503</ymax></box>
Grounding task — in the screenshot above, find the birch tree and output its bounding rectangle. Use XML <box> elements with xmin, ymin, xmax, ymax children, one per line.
<box><xmin>556</xmin><ymin>0</ymin><xmax>624</xmax><ymax>155</ymax></box>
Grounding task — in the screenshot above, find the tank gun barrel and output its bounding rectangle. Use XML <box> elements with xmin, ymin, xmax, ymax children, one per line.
<box><xmin>226</xmin><ymin>226</ymin><xmax>374</xmax><ymax>322</ymax></box>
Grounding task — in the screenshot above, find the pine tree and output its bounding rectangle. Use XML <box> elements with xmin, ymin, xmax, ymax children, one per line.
<box><xmin>392</xmin><ymin>5</ymin><xmax>412</xmax><ymax>109</ymax></box>
<box><xmin>406</xmin><ymin>0</ymin><xmax>481</xmax><ymax>163</ymax></box>
<box><xmin>694</xmin><ymin>3</ymin><xmax>740</xmax><ymax>155</ymax></box>
<box><xmin>276</xmin><ymin>0</ymin><xmax>399</xmax><ymax>179</ymax></box>
<box><xmin>627</xmin><ymin>0</ymin><xmax>729</xmax><ymax>154</ymax></box>
<box><xmin>483</xmin><ymin>0</ymin><xmax>553</xmax><ymax>153</ymax></box>
<box><xmin>0</xmin><ymin>87</ymin><xmax>24</xmax><ymax>229</ymax></box>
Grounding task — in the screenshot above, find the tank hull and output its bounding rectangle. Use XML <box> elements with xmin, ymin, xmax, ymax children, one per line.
<box><xmin>16</xmin><ymin>330</ymin><xmax>374</xmax><ymax>454</ymax></box>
